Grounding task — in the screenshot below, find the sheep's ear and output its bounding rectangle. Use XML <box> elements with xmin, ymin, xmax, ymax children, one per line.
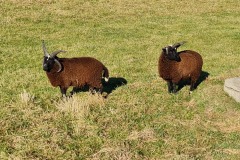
<box><xmin>162</xmin><ymin>48</ymin><xmax>166</xmax><ymax>52</ymax></box>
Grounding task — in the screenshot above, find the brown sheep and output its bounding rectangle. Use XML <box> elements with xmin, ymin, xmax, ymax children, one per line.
<box><xmin>42</xmin><ymin>40</ymin><xmax>109</xmax><ymax>97</ymax></box>
<box><xmin>158</xmin><ymin>42</ymin><xmax>203</xmax><ymax>93</ymax></box>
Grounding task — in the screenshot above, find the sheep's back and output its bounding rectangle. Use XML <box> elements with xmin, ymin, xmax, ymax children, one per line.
<box><xmin>60</xmin><ymin>57</ymin><xmax>104</xmax><ymax>86</ymax></box>
<box><xmin>178</xmin><ymin>50</ymin><xmax>203</xmax><ymax>78</ymax></box>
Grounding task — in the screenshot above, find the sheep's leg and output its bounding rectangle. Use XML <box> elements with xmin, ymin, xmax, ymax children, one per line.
<box><xmin>190</xmin><ymin>81</ymin><xmax>196</xmax><ymax>93</ymax></box>
<box><xmin>91</xmin><ymin>87</ymin><xmax>103</xmax><ymax>94</ymax></box>
<box><xmin>167</xmin><ymin>81</ymin><xmax>173</xmax><ymax>93</ymax></box>
<box><xmin>60</xmin><ymin>87</ymin><xmax>67</xmax><ymax>97</ymax></box>
<box><xmin>90</xmin><ymin>83</ymin><xmax>103</xmax><ymax>94</ymax></box>
<box><xmin>96</xmin><ymin>87</ymin><xmax>103</xmax><ymax>94</ymax></box>
<box><xmin>172</xmin><ymin>83</ymin><xmax>177</xmax><ymax>93</ymax></box>
<box><xmin>89</xmin><ymin>87</ymin><xmax>96</xmax><ymax>94</ymax></box>
<box><xmin>167</xmin><ymin>81</ymin><xmax>177</xmax><ymax>93</ymax></box>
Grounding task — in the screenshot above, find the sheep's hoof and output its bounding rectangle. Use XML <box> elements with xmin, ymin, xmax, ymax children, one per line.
<box><xmin>62</xmin><ymin>94</ymin><xmax>67</xmax><ymax>98</ymax></box>
<box><xmin>171</xmin><ymin>89</ymin><xmax>178</xmax><ymax>94</ymax></box>
<box><xmin>102</xmin><ymin>92</ymin><xmax>108</xmax><ymax>98</ymax></box>
<box><xmin>169</xmin><ymin>90</ymin><xmax>177</xmax><ymax>94</ymax></box>
<box><xmin>61</xmin><ymin>95</ymin><xmax>71</xmax><ymax>100</ymax></box>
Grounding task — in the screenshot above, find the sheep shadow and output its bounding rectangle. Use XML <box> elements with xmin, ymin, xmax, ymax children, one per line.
<box><xmin>71</xmin><ymin>77</ymin><xmax>127</xmax><ymax>97</ymax></box>
<box><xmin>177</xmin><ymin>71</ymin><xmax>210</xmax><ymax>92</ymax></box>
<box><xmin>102</xmin><ymin>77</ymin><xmax>128</xmax><ymax>95</ymax></box>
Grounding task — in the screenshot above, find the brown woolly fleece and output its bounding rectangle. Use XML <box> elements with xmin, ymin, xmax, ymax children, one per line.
<box><xmin>46</xmin><ymin>57</ymin><xmax>109</xmax><ymax>95</ymax></box>
<box><xmin>159</xmin><ymin>50</ymin><xmax>203</xmax><ymax>92</ymax></box>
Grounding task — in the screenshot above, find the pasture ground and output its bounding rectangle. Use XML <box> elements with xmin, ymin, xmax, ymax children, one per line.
<box><xmin>1</xmin><ymin>0</ymin><xmax>240</xmax><ymax>159</ymax></box>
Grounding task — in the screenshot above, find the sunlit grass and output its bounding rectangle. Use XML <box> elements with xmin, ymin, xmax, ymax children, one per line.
<box><xmin>1</xmin><ymin>0</ymin><xmax>240</xmax><ymax>159</ymax></box>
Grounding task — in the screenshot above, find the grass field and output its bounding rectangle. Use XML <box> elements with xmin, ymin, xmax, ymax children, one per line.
<box><xmin>1</xmin><ymin>0</ymin><xmax>240</xmax><ymax>159</ymax></box>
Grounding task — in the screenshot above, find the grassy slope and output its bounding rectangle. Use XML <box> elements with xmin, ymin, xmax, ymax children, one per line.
<box><xmin>1</xmin><ymin>0</ymin><xmax>240</xmax><ymax>159</ymax></box>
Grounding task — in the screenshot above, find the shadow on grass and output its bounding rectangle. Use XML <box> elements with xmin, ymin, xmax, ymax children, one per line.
<box><xmin>71</xmin><ymin>77</ymin><xmax>127</xmax><ymax>97</ymax></box>
<box><xmin>102</xmin><ymin>77</ymin><xmax>128</xmax><ymax>94</ymax></box>
<box><xmin>177</xmin><ymin>71</ymin><xmax>210</xmax><ymax>92</ymax></box>
<box><xmin>195</xmin><ymin>71</ymin><xmax>210</xmax><ymax>88</ymax></box>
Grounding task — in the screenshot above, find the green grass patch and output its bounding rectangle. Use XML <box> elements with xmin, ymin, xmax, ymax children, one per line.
<box><xmin>1</xmin><ymin>0</ymin><xmax>240</xmax><ymax>159</ymax></box>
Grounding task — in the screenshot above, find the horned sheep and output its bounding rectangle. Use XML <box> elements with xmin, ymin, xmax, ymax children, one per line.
<box><xmin>42</xmin><ymin>40</ymin><xmax>109</xmax><ymax>97</ymax></box>
<box><xmin>158</xmin><ymin>42</ymin><xmax>203</xmax><ymax>93</ymax></box>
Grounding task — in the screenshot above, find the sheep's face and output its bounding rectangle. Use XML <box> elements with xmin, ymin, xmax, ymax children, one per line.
<box><xmin>42</xmin><ymin>40</ymin><xmax>64</xmax><ymax>73</ymax></box>
<box><xmin>43</xmin><ymin>56</ymin><xmax>55</xmax><ymax>72</ymax></box>
<box><xmin>162</xmin><ymin>46</ymin><xmax>181</xmax><ymax>62</ymax></box>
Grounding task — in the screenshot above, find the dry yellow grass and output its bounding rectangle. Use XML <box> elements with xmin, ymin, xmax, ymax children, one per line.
<box><xmin>55</xmin><ymin>94</ymin><xmax>105</xmax><ymax>134</ymax></box>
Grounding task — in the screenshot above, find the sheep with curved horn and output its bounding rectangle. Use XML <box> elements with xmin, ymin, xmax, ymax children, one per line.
<box><xmin>42</xmin><ymin>40</ymin><xmax>65</xmax><ymax>73</ymax></box>
<box><xmin>158</xmin><ymin>41</ymin><xmax>203</xmax><ymax>94</ymax></box>
<box><xmin>42</xmin><ymin>40</ymin><xmax>109</xmax><ymax>97</ymax></box>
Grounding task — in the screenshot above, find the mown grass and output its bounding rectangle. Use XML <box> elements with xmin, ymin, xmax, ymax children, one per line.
<box><xmin>1</xmin><ymin>0</ymin><xmax>240</xmax><ymax>159</ymax></box>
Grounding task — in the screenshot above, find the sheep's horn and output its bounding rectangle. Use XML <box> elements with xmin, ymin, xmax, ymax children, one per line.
<box><xmin>51</xmin><ymin>50</ymin><xmax>67</xmax><ymax>58</ymax></box>
<box><xmin>42</xmin><ymin>40</ymin><xmax>50</xmax><ymax>57</ymax></box>
<box><xmin>54</xmin><ymin>59</ymin><xmax>62</xmax><ymax>72</ymax></box>
<box><xmin>172</xmin><ymin>41</ymin><xmax>186</xmax><ymax>49</ymax></box>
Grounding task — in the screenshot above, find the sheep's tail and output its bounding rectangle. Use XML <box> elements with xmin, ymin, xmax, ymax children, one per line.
<box><xmin>103</xmin><ymin>65</ymin><xmax>109</xmax><ymax>82</ymax></box>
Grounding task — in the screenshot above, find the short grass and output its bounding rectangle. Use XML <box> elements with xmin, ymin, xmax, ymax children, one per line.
<box><xmin>1</xmin><ymin>0</ymin><xmax>240</xmax><ymax>159</ymax></box>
